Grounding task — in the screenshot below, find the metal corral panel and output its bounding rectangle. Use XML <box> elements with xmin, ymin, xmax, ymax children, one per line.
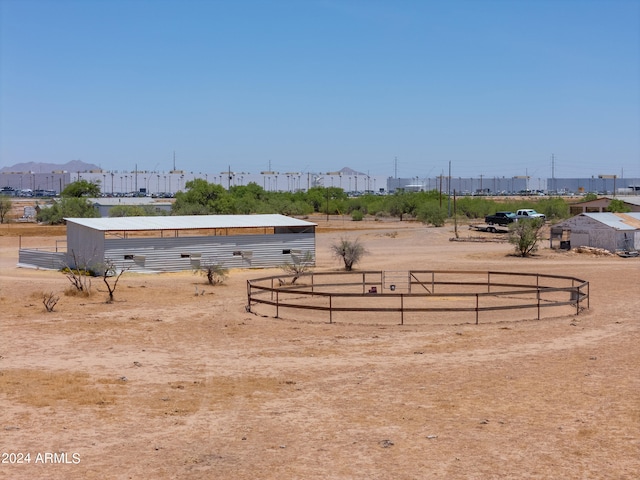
<box><xmin>103</xmin><ymin>233</ymin><xmax>315</xmax><ymax>272</ymax></box>
<box><xmin>64</xmin><ymin>214</ymin><xmax>316</xmax><ymax>231</ymax></box>
<box><xmin>18</xmin><ymin>249</ymin><xmax>67</xmax><ymax>270</ymax></box>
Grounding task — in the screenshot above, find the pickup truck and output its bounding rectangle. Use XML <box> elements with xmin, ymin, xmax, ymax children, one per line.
<box><xmin>485</xmin><ymin>211</ymin><xmax>516</xmax><ymax>225</ymax></box>
<box><xmin>515</xmin><ymin>209</ymin><xmax>546</xmax><ymax>220</ymax></box>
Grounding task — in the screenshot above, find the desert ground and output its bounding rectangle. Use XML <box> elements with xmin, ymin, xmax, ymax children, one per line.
<box><xmin>0</xmin><ymin>213</ymin><xmax>639</xmax><ymax>479</ymax></box>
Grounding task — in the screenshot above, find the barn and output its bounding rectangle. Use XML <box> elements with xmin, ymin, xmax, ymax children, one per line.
<box><xmin>550</xmin><ymin>212</ymin><xmax>640</xmax><ymax>254</ymax></box>
<box><xmin>19</xmin><ymin>214</ymin><xmax>316</xmax><ymax>273</ymax></box>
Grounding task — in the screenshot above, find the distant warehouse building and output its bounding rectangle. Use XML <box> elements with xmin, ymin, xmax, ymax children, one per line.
<box><xmin>18</xmin><ymin>214</ymin><xmax>316</xmax><ymax>273</ymax></box>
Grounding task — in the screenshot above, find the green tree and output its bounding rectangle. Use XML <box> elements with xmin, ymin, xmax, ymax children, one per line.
<box><xmin>172</xmin><ymin>179</ymin><xmax>230</xmax><ymax>214</ymax></box>
<box><xmin>606</xmin><ymin>199</ymin><xmax>631</xmax><ymax>213</ymax></box>
<box><xmin>536</xmin><ymin>197</ymin><xmax>570</xmax><ymax>220</ymax></box>
<box><xmin>37</xmin><ymin>198</ymin><xmax>99</xmax><ymax>224</ymax></box>
<box><xmin>0</xmin><ymin>196</ymin><xmax>12</xmax><ymax>223</ymax></box>
<box><xmin>508</xmin><ymin>218</ymin><xmax>545</xmax><ymax>257</ymax></box>
<box><xmin>386</xmin><ymin>192</ymin><xmax>416</xmax><ymax>221</ymax></box>
<box><xmin>61</xmin><ymin>180</ymin><xmax>101</xmax><ymax>198</ymax></box>
<box><xmin>582</xmin><ymin>192</ymin><xmax>598</xmax><ymax>202</ymax></box>
<box><xmin>108</xmin><ymin>205</ymin><xmax>162</xmax><ymax>217</ymax></box>
<box><xmin>416</xmin><ymin>202</ymin><xmax>446</xmax><ymax>227</ymax></box>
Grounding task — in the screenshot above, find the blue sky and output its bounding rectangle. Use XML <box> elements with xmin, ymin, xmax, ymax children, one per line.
<box><xmin>1</xmin><ymin>0</ymin><xmax>639</xmax><ymax>179</ymax></box>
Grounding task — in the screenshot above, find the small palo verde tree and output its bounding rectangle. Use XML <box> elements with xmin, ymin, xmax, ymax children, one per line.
<box><xmin>508</xmin><ymin>218</ymin><xmax>545</xmax><ymax>257</ymax></box>
<box><xmin>331</xmin><ymin>237</ymin><xmax>367</xmax><ymax>271</ymax></box>
<box><xmin>279</xmin><ymin>250</ymin><xmax>314</xmax><ymax>284</ymax></box>
<box><xmin>197</xmin><ymin>260</ymin><xmax>229</xmax><ymax>286</ymax></box>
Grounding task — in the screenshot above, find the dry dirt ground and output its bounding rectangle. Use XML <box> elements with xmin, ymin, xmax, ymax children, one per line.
<box><xmin>0</xmin><ymin>215</ymin><xmax>639</xmax><ymax>479</ymax></box>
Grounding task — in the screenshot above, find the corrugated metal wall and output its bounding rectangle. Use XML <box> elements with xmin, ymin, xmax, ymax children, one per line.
<box><xmin>18</xmin><ymin>249</ymin><xmax>67</xmax><ymax>270</ymax></box>
<box><xmin>103</xmin><ymin>233</ymin><xmax>315</xmax><ymax>272</ymax></box>
<box><xmin>67</xmin><ymin>223</ymin><xmax>105</xmax><ymax>268</ymax></box>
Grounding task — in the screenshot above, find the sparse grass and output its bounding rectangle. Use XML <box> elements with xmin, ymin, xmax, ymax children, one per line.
<box><xmin>64</xmin><ymin>286</ymin><xmax>91</xmax><ymax>297</ymax></box>
<box><xmin>0</xmin><ymin>369</ymin><xmax>123</xmax><ymax>407</ymax></box>
<box><xmin>142</xmin><ymin>376</ymin><xmax>295</xmax><ymax>417</ymax></box>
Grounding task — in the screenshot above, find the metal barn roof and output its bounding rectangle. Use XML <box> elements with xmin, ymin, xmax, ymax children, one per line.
<box><xmin>582</xmin><ymin>212</ymin><xmax>640</xmax><ymax>230</ymax></box>
<box><xmin>64</xmin><ymin>214</ymin><xmax>317</xmax><ymax>232</ymax></box>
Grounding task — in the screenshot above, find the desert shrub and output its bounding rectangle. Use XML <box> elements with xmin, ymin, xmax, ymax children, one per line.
<box><xmin>279</xmin><ymin>251</ymin><xmax>314</xmax><ymax>284</ymax></box>
<box><xmin>197</xmin><ymin>261</ymin><xmax>229</xmax><ymax>285</ymax></box>
<box><xmin>330</xmin><ymin>237</ymin><xmax>367</xmax><ymax>271</ymax></box>
<box><xmin>351</xmin><ymin>210</ymin><xmax>364</xmax><ymax>221</ymax></box>
<box><xmin>508</xmin><ymin>217</ymin><xmax>545</xmax><ymax>257</ymax></box>
<box><xmin>416</xmin><ymin>203</ymin><xmax>447</xmax><ymax>227</ymax></box>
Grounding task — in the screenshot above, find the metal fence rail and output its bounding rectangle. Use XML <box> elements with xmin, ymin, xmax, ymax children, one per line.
<box><xmin>246</xmin><ymin>270</ymin><xmax>589</xmax><ymax>325</ymax></box>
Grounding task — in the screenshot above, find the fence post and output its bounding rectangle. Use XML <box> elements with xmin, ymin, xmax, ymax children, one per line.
<box><xmin>400</xmin><ymin>294</ymin><xmax>404</xmax><ymax>325</ymax></box>
<box><xmin>475</xmin><ymin>294</ymin><xmax>479</xmax><ymax>324</ymax></box>
<box><xmin>246</xmin><ymin>281</ymin><xmax>251</xmax><ymax>311</ymax></box>
<box><xmin>587</xmin><ymin>283</ymin><xmax>590</xmax><ymax>310</ymax></box>
<box><xmin>537</xmin><ymin>288</ymin><xmax>541</xmax><ymax>320</ymax></box>
<box><xmin>329</xmin><ymin>295</ymin><xmax>332</xmax><ymax>324</ymax></box>
<box><xmin>276</xmin><ymin>290</ymin><xmax>279</xmax><ymax>318</ymax></box>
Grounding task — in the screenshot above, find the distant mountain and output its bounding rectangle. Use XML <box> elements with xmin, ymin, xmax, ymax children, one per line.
<box><xmin>0</xmin><ymin>160</ymin><xmax>102</xmax><ymax>173</ymax></box>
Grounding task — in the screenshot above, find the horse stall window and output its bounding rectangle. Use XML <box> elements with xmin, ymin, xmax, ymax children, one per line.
<box><xmin>180</xmin><ymin>253</ymin><xmax>190</xmax><ymax>258</ymax></box>
<box><xmin>124</xmin><ymin>254</ymin><xmax>134</xmax><ymax>260</ymax></box>
<box><xmin>233</xmin><ymin>251</ymin><xmax>242</xmax><ymax>256</ymax></box>
<box><xmin>282</xmin><ymin>249</ymin><xmax>291</xmax><ymax>254</ymax></box>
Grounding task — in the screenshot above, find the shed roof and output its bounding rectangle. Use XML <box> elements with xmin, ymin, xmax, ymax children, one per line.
<box><xmin>64</xmin><ymin>214</ymin><xmax>317</xmax><ymax>232</ymax></box>
<box><xmin>581</xmin><ymin>212</ymin><xmax>640</xmax><ymax>230</ymax></box>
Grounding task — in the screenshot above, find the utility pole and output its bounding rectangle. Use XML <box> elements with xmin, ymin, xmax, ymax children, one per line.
<box><xmin>447</xmin><ymin>161</ymin><xmax>452</xmax><ymax>217</ymax></box>
<box><xmin>551</xmin><ymin>153</ymin><xmax>555</xmax><ymax>194</ymax></box>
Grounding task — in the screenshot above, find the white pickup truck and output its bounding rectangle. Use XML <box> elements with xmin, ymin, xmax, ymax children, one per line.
<box><xmin>515</xmin><ymin>209</ymin><xmax>546</xmax><ymax>220</ymax></box>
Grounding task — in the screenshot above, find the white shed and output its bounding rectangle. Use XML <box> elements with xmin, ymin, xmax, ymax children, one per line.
<box><xmin>550</xmin><ymin>212</ymin><xmax>640</xmax><ymax>253</ymax></box>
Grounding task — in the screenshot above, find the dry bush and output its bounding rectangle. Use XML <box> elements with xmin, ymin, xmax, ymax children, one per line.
<box><xmin>42</xmin><ymin>291</ymin><xmax>59</xmax><ymax>312</ymax></box>
<box><xmin>64</xmin><ymin>286</ymin><xmax>91</xmax><ymax>297</ymax></box>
